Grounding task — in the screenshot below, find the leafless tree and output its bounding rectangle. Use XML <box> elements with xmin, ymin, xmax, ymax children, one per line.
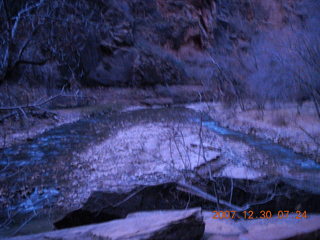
<box><xmin>208</xmin><ymin>55</ymin><xmax>247</xmax><ymax>111</ymax></box>
<box><xmin>0</xmin><ymin>0</ymin><xmax>49</xmax><ymax>83</ymax></box>
<box><xmin>0</xmin><ymin>0</ymin><xmax>104</xmax><ymax>87</ymax></box>
<box><xmin>292</xmin><ymin>36</ymin><xmax>320</xmax><ymax>119</ymax></box>
<box><xmin>0</xmin><ymin>0</ymin><xmax>107</xmax><ymax>124</ymax></box>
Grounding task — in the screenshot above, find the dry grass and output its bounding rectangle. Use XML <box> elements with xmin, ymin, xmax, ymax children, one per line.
<box><xmin>187</xmin><ymin>102</ymin><xmax>320</xmax><ymax>161</ymax></box>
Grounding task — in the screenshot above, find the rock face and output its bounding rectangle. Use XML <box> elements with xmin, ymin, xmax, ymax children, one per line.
<box><xmin>75</xmin><ymin>0</ymin><xmax>320</xmax><ymax>95</ymax></box>
<box><xmin>4</xmin><ymin>0</ymin><xmax>319</xmax><ymax>99</ymax></box>
<box><xmin>55</xmin><ymin>179</ymin><xmax>320</xmax><ymax>230</ymax></box>
<box><xmin>3</xmin><ymin>0</ymin><xmax>320</xmax><ymax>103</ymax></box>
<box><xmin>6</xmin><ymin>208</ymin><xmax>204</xmax><ymax>240</ymax></box>
<box><xmin>83</xmin><ymin>0</ymin><xmax>192</xmax><ymax>87</ymax></box>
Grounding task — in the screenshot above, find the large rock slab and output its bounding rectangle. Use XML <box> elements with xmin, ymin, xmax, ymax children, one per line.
<box><xmin>54</xmin><ymin>182</ymin><xmax>215</xmax><ymax>229</ymax></box>
<box><xmin>6</xmin><ymin>208</ymin><xmax>204</xmax><ymax>240</ymax></box>
<box><xmin>55</xmin><ymin>178</ymin><xmax>320</xmax><ymax>230</ymax></box>
<box><xmin>203</xmin><ymin>211</ymin><xmax>320</xmax><ymax>240</ymax></box>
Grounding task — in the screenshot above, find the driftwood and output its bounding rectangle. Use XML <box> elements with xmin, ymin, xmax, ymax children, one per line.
<box><xmin>0</xmin><ymin>88</ymin><xmax>66</xmax><ymax>111</ymax></box>
<box><xmin>177</xmin><ymin>181</ymin><xmax>275</xmax><ymax>212</ymax></box>
<box><xmin>0</xmin><ymin>88</ymin><xmax>89</xmax><ymax>122</ymax></box>
<box><xmin>177</xmin><ymin>181</ymin><xmax>249</xmax><ymax>211</ymax></box>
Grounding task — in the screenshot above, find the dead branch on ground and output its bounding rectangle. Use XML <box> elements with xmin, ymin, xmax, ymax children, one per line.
<box><xmin>0</xmin><ymin>87</ymin><xmax>89</xmax><ymax>122</ymax></box>
<box><xmin>177</xmin><ymin>181</ymin><xmax>275</xmax><ymax>212</ymax></box>
<box><xmin>177</xmin><ymin>181</ymin><xmax>249</xmax><ymax>211</ymax></box>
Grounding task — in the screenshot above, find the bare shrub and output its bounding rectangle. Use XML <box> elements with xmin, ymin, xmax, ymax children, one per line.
<box><xmin>0</xmin><ymin>0</ymin><xmax>105</xmax><ymax>86</ymax></box>
<box><xmin>207</xmin><ymin>55</ymin><xmax>247</xmax><ymax>111</ymax></box>
<box><xmin>293</xmin><ymin>35</ymin><xmax>320</xmax><ymax>119</ymax></box>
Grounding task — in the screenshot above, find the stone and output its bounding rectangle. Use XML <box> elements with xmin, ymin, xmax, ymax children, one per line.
<box><xmin>83</xmin><ymin>0</ymin><xmax>217</xmax><ymax>87</ymax></box>
<box><xmin>87</xmin><ymin>48</ymin><xmax>138</xmax><ymax>86</ymax></box>
<box><xmin>131</xmin><ymin>45</ymin><xmax>187</xmax><ymax>86</ymax></box>
<box><xmin>203</xmin><ymin>211</ymin><xmax>320</xmax><ymax>240</ymax></box>
<box><xmin>54</xmin><ymin>179</ymin><xmax>320</xmax><ymax>230</ymax></box>
<box><xmin>6</xmin><ymin>208</ymin><xmax>204</xmax><ymax>240</ymax></box>
<box><xmin>54</xmin><ymin>182</ymin><xmax>215</xmax><ymax>229</ymax></box>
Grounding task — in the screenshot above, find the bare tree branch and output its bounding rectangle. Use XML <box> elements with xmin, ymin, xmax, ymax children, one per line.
<box><xmin>0</xmin><ymin>91</ymin><xmax>64</xmax><ymax>111</ymax></box>
<box><xmin>177</xmin><ymin>181</ymin><xmax>250</xmax><ymax>211</ymax></box>
<box><xmin>11</xmin><ymin>0</ymin><xmax>46</xmax><ymax>40</ymax></box>
<box><xmin>14</xmin><ymin>58</ymin><xmax>49</xmax><ymax>67</ymax></box>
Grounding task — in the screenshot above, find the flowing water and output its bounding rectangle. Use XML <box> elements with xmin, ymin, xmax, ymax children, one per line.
<box><xmin>201</xmin><ymin>121</ymin><xmax>320</xmax><ymax>171</ymax></box>
<box><xmin>199</xmin><ymin>120</ymin><xmax>320</xmax><ymax>195</ymax></box>
<box><xmin>0</xmin><ymin>107</ymin><xmax>319</xmax><ymax>237</ymax></box>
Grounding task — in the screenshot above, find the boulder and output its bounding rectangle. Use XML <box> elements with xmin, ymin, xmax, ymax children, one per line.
<box><xmin>88</xmin><ymin>43</ymin><xmax>187</xmax><ymax>87</ymax></box>
<box><xmin>6</xmin><ymin>208</ymin><xmax>204</xmax><ymax>240</ymax></box>
<box><xmin>54</xmin><ymin>182</ymin><xmax>215</xmax><ymax>229</ymax></box>
<box><xmin>131</xmin><ymin>46</ymin><xmax>187</xmax><ymax>86</ymax></box>
<box><xmin>87</xmin><ymin>48</ymin><xmax>138</xmax><ymax>86</ymax></box>
<box><xmin>54</xmin><ymin>179</ymin><xmax>320</xmax><ymax>230</ymax></box>
<box><xmin>83</xmin><ymin>0</ymin><xmax>216</xmax><ymax>87</ymax></box>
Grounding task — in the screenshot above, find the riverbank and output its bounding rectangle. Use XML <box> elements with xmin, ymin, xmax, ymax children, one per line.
<box><xmin>0</xmin><ymin>86</ymin><xmax>211</xmax><ymax>148</ymax></box>
<box><xmin>2</xmin><ymin>97</ymin><xmax>320</xmax><ymax>238</ymax></box>
<box><xmin>188</xmin><ymin>102</ymin><xmax>320</xmax><ymax>162</ymax></box>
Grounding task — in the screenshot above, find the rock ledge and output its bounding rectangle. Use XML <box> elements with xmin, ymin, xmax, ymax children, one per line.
<box><xmin>6</xmin><ymin>208</ymin><xmax>204</xmax><ymax>240</ymax></box>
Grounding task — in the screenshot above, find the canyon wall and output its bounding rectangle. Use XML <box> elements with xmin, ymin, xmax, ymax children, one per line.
<box><xmin>1</xmin><ymin>0</ymin><xmax>319</xmax><ymax>100</ymax></box>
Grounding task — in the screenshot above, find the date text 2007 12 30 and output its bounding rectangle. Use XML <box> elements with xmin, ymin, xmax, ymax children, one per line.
<box><xmin>212</xmin><ymin>210</ymin><xmax>307</xmax><ymax>220</ymax></box>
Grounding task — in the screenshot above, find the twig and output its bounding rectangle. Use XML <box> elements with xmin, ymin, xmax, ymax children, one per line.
<box><xmin>298</xmin><ymin>125</ymin><xmax>320</xmax><ymax>158</ymax></box>
<box><xmin>298</xmin><ymin>125</ymin><xmax>320</xmax><ymax>145</ymax></box>
<box><xmin>18</xmin><ymin>107</ymin><xmax>28</xmax><ymax>119</ymax></box>
<box><xmin>0</xmin><ymin>89</ymin><xmax>65</xmax><ymax>111</ymax></box>
<box><xmin>0</xmin><ymin>112</ymin><xmax>17</xmax><ymax>122</ymax></box>
<box><xmin>11</xmin><ymin>0</ymin><xmax>46</xmax><ymax>39</ymax></box>
<box><xmin>111</xmin><ymin>186</ymin><xmax>147</xmax><ymax>208</ymax></box>
<box><xmin>11</xmin><ymin>211</ymin><xmax>36</xmax><ymax>236</ymax></box>
<box><xmin>244</xmin><ymin>193</ymin><xmax>275</xmax><ymax>208</ymax></box>
<box><xmin>229</xmin><ymin>178</ymin><xmax>234</xmax><ymax>204</ymax></box>
<box><xmin>177</xmin><ymin>181</ymin><xmax>249</xmax><ymax>211</ymax></box>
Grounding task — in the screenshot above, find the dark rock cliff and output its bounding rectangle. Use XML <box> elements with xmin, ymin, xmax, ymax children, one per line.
<box><xmin>1</xmin><ymin>0</ymin><xmax>319</xmax><ymax>98</ymax></box>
